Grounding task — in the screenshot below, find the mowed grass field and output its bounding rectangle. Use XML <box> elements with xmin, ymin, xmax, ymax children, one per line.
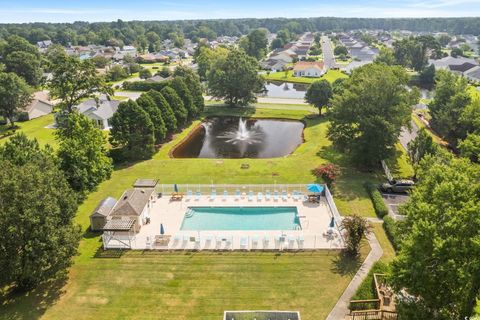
<box><xmin>0</xmin><ymin>104</ymin><xmax>409</xmax><ymax>320</ymax></box>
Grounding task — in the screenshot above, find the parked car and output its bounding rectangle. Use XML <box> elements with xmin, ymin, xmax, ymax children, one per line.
<box><xmin>380</xmin><ymin>179</ymin><xmax>415</xmax><ymax>193</ymax></box>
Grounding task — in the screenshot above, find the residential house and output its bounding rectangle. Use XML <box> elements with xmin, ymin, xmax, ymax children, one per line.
<box><xmin>22</xmin><ymin>100</ymin><xmax>53</xmax><ymax>121</ymax></box>
<box><xmin>269</xmin><ymin>49</ymin><xmax>298</xmax><ymax>64</ymax></box>
<box><xmin>74</xmin><ymin>98</ymin><xmax>120</xmax><ymax>130</ymax></box>
<box><xmin>260</xmin><ymin>59</ymin><xmax>287</xmax><ymax>72</ymax></box>
<box><xmin>429</xmin><ymin>56</ymin><xmax>478</xmax><ymax>71</ymax></box>
<box><xmin>465</xmin><ymin>66</ymin><xmax>480</xmax><ymax>83</ymax></box>
<box><xmin>19</xmin><ymin>91</ymin><xmax>54</xmax><ymax>121</ymax></box>
<box><xmin>36</xmin><ymin>40</ymin><xmax>52</xmax><ymax>51</ymax></box>
<box><xmin>293</xmin><ymin>61</ymin><xmax>326</xmax><ymax>77</ymax></box>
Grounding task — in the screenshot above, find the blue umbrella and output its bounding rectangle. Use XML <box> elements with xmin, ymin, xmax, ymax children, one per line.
<box><xmin>174</xmin><ymin>184</ymin><xmax>178</xmax><ymax>193</ymax></box>
<box><xmin>329</xmin><ymin>217</ymin><xmax>335</xmax><ymax>228</ymax></box>
<box><xmin>160</xmin><ymin>223</ymin><xmax>165</xmax><ymax>235</ymax></box>
<box><xmin>307</xmin><ymin>184</ymin><xmax>324</xmax><ymax>193</ymax></box>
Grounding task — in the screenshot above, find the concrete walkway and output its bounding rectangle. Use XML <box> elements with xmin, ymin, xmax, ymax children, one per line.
<box><xmin>326</xmin><ymin>232</ymin><xmax>383</xmax><ymax>320</ymax></box>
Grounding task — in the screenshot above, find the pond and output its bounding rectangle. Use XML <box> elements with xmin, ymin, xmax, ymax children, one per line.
<box><xmin>259</xmin><ymin>81</ymin><xmax>308</xmax><ymax>99</ymax></box>
<box><xmin>171</xmin><ymin>116</ymin><xmax>305</xmax><ymax>159</ymax></box>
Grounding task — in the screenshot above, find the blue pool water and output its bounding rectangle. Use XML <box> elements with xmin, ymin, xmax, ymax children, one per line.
<box><xmin>180</xmin><ymin>206</ymin><xmax>301</xmax><ymax>231</ymax></box>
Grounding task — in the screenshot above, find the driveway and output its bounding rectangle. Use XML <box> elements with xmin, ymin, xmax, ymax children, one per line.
<box><xmin>321</xmin><ymin>36</ymin><xmax>336</xmax><ymax>69</ymax></box>
<box><xmin>381</xmin><ymin>193</ymin><xmax>409</xmax><ymax>220</ymax></box>
<box><xmin>399</xmin><ymin>119</ymin><xmax>419</xmax><ymax>150</ymax></box>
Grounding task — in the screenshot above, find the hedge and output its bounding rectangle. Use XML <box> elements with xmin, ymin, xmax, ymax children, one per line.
<box><xmin>383</xmin><ymin>216</ymin><xmax>401</xmax><ymax>252</ymax></box>
<box><xmin>350</xmin><ymin>261</ymin><xmax>389</xmax><ymax>306</ymax></box>
<box><xmin>364</xmin><ymin>181</ymin><xmax>389</xmax><ymax>218</ymax></box>
<box><xmin>123</xmin><ymin>80</ymin><xmax>171</xmax><ymax>92</ymax></box>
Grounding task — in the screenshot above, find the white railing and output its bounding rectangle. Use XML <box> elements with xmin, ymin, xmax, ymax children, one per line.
<box><xmin>155</xmin><ymin>183</ymin><xmax>311</xmax><ymax>195</ymax></box>
<box><xmin>146</xmin><ymin>232</ymin><xmax>345</xmax><ymax>251</ymax></box>
<box><xmin>324</xmin><ymin>186</ymin><xmax>346</xmax><ymax>245</ymax></box>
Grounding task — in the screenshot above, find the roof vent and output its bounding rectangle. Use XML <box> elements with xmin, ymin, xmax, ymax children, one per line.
<box><xmin>123</xmin><ymin>195</ymin><xmax>128</xmax><ymax>200</ymax></box>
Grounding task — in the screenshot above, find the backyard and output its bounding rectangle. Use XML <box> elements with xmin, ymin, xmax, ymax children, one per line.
<box><xmin>0</xmin><ymin>103</ymin><xmax>409</xmax><ymax>319</ymax></box>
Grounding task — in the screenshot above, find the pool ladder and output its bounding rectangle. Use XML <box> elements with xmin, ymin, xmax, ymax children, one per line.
<box><xmin>185</xmin><ymin>209</ymin><xmax>195</xmax><ymax>218</ymax></box>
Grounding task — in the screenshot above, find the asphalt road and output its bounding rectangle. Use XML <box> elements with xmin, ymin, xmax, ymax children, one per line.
<box><xmin>321</xmin><ymin>36</ymin><xmax>336</xmax><ymax>69</ymax></box>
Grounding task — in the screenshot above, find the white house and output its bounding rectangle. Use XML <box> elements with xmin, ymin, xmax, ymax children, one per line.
<box><xmin>74</xmin><ymin>98</ymin><xmax>120</xmax><ymax>130</ymax></box>
<box><xmin>293</xmin><ymin>61</ymin><xmax>326</xmax><ymax>78</ymax></box>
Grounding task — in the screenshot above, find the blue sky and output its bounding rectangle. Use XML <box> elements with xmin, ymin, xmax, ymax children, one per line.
<box><xmin>0</xmin><ymin>0</ymin><xmax>479</xmax><ymax>23</ymax></box>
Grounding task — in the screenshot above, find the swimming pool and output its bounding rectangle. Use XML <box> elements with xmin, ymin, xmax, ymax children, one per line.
<box><xmin>180</xmin><ymin>206</ymin><xmax>302</xmax><ymax>231</ymax></box>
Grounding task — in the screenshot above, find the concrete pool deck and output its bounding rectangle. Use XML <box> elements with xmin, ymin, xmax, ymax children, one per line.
<box><xmin>123</xmin><ymin>194</ymin><xmax>345</xmax><ymax>250</ymax></box>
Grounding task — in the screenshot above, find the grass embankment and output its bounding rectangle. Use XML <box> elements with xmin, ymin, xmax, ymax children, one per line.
<box><xmin>262</xmin><ymin>69</ymin><xmax>348</xmax><ymax>84</ymax></box>
<box><xmin>1</xmin><ymin>104</ymin><xmax>411</xmax><ymax>320</ymax></box>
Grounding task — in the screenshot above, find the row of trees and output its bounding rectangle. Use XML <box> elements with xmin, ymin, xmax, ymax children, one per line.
<box><xmin>110</xmin><ymin>66</ymin><xmax>204</xmax><ymax>160</ymax></box>
<box><xmin>2</xmin><ymin>17</ymin><xmax>480</xmax><ymax>48</ymax></box>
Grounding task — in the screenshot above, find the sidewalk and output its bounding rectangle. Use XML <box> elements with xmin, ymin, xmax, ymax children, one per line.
<box><xmin>326</xmin><ymin>232</ymin><xmax>383</xmax><ymax>320</ymax></box>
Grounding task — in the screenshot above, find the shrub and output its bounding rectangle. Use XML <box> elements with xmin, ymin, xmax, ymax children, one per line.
<box><xmin>350</xmin><ymin>261</ymin><xmax>389</xmax><ymax>306</ymax></box>
<box><xmin>123</xmin><ymin>80</ymin><xmax>170</xmax><ymax>92</ymax></box>
<box><xmin>340</xmin><ymin>215</ymin><xmax>371</xmax><ymax>257</ymax></box>
<box><xmin>312</xmin><ymin>163</ymin><xmax>340</xmax><ymax>188</ymax></box>
<box><xmin>364</xmin><ymin>181</ymin><xmax>389</xmax><ymax>218</ymax></box>
<box><xmin>383</xmin><ymin>216</ymin><xmax>401</xmax><ymax>251</ymax></box>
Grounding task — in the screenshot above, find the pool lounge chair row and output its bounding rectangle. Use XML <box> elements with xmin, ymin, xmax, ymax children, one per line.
<box><xmin>183</xmin><ymin>190</ymin><xmax>308</xmax><ymax>202</ymax></box>
<box><xmin>169</xmin><ymin>234</ymin><xmax>305</xmax><ymax>250</ymax></box>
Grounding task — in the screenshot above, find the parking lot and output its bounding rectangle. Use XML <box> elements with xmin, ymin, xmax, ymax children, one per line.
<box><xmin>381</xmin><ymin>193</ymin><xmax>410</xmax><ymax>220</ymax></box>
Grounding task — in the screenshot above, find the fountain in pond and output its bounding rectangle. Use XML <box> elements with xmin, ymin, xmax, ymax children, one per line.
<box><xmin>217</xmin><ymin>117</ymin><xmax>263</xmax><ymax>145</ymax></box>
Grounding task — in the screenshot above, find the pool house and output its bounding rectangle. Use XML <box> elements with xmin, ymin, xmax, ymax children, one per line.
<box><xmin>94</xmin><ymin>180</ymin><xmax>345</xmax><ymax>251</ymax></box>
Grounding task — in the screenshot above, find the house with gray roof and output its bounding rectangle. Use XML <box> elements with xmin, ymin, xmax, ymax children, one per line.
<box><xmin>108</xmin><ymin>188</ymin><xmax>156</xmax><ymax>231</ymax></box>
<box><xmin>74</xmin><ymin>98</ymin><xmax>120</xmax><ymax>130</ymax></box>
<box><xmin>429</xmin><ymin>56</ymin><xmax>478</xmax><ymax>70</ymax></box>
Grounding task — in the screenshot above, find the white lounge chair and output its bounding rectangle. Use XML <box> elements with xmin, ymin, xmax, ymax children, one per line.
<box><xmin>281</xmin><ymin>191</ymin><xmax>287</xmax><ymax>201</ymax></box>
<box><xmin>222</xmin><ymin>190</ymin><xmax>228</xmax><ymax>200</ymax></box>
<box><xmin>298</xmin><ymin>235</ymin><xmax>305</xmax><ymax>248</ymax></box>
<box><xmin>226</xmin><ymin>236</ymin><xmax>233</xmax><ymax>250</ymax></box>
<box><xmin>210</xmin><ymin>190</ymin><xmax>217</xmax><ymax>200</ymax></box>
<box><xmin>235</xmin><ymin>190</ymin><xmax>241</xmax><ymax>200</ymax></box>
<box><xmin>248</xmin><ymin>191</ymin><xmax>254</xmax><ymax>201</ymax></box>
<box><xmin>195</xmin><ymin>191</ymin><xmax>201</xmax><ymax>201</ymax></box>
<box><xmin>257</xmin><ymin>192</ymin><xmax>263</xmax><ymax>201</ymax></box>
<box><xmin>251</xmin><ymin>236</ymin><xmax>259</xmax><ymax>249</ymax></box>
<box><xmin>288</xmin><ymin>235</ymin><xmax>296</xmax><ymax>249</ymax></box>
<box><xmin>240</xmin><ymin>237</ymin><xmax>248</xmax><ymax>250</ymax></box>
<box><xmin>292</xmin><ymin>191</ymin><xmax>299</xmax><ymax>201</ymax></box>
<box><xmin>265</xmin><ymin>191</ymin><xmax>271</xmax><ymax>201</ymax></box>
<box><xmin>273</xmin><ymin>191</ymin><xmax>279</xmax><ymax>201</ymax></box>
<box><xmin>263</xmin><ymin>235</ymin><xmax>270</xmax><ymax>248</ymax></box>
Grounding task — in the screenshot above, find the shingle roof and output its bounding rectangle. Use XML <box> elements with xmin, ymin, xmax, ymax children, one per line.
<box><xmin>110</xmin><ymin>188</ymin><xmax>155</xmax><ymax>217</ymax></box>
<box><xmin>449</xmin><ymin>62</ymin><xmax>478</xmax><ymax>73</ymax></box>
<box><xmin>133</xmin><ymin>179</ymin><xmax>158</xmax><ymax>188</ymax></box>
<box><xmin>293</xmin><ymin>61</ymin><xmax>325</xmax><ymax>72</ymax></box>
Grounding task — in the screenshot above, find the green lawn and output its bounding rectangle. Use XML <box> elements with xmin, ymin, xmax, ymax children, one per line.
<box><xmin>0</xmin><ymin>114</ymin><xmax>57</xmax><ymax>148</ymax></box>
<box><xmin>262</xmin><ymin>70</ymin><xmax>348</xmax><ymax>84</ymax></box>
<box><xmin>0</xmin><ymin>104</ymin><xmax>412</xmax><ymax>319</ymax></box>
<box><xmin>3</xmin><ymin>249</ymin><xmax>368</xmax><ymax>320</ymax></box>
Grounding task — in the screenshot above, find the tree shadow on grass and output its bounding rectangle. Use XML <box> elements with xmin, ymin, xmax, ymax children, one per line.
<box><xmin>0</xmin><ymin>276</ymin><xmax>67</xmax><ymax>320</ymax></box>
<box><xmin>330</xmin><ymin>251</ymin><xmax>363</xmax><ymax>277</ymax></box>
